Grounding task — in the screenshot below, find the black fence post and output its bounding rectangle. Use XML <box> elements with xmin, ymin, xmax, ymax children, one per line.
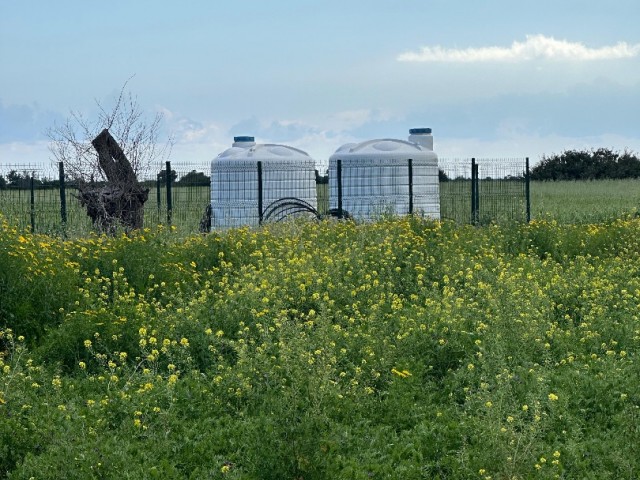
<box><xmin>257</xmin><ymin>161</ymin><xmax>263</xmax><ymax>225</ymax></box>
<box><xmin>525</xmin><ymin>157</ymin><xmax>531</xmax><ymax>223</ymax></box>
<box><xmin>59</xmin><ymin>162</ymin><xmax>67</xmax><ymax>225</ymax></box>
<box><xmin>408</xmin><ymin>158</ymin><xmax>414</xmax><ymax>215</ymax></box>
<box><xmin>30</xmin><ymin>173</ymin><xmax>35</xmax><ymax>233</ymax></box>
<box><xmin>474</xmin><ymin>161</ymin><xmax>480</xmax><ymax>224</ymax></box>
<box><xmin>166</xmin><ymin>161</ymin><xmax>172</xmax><ymax>225</ymax></box>
<box><xmin>337</xmin><ymin>159</ymin><xmax>343</xmax><ymax>219</ymax></box>
<box><xmin>471</xmin><ymin>158</ymin><xmax>477</xmax><ymax>224</ymax></box>
<box><xmin>156</xmin><ymin>172</ymin><xmax>161</xmax><ymax>215</ymax></box>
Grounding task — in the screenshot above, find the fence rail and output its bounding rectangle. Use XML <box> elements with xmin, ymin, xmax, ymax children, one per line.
<box><xmin>0</xmin><ymin>158</ymin><xmax>530</xmax><ymax>235</ymax></box>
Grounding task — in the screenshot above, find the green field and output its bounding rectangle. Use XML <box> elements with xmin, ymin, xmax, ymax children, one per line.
<box><xmin>1</xmin><ymin>215</ymin><xmax>639</xmax><ymax>478</ymax></box>
<box><xmin>1</xmin><ymin>179</ymin><xmax>638</xmax><ymax>235</ymax></box>
<box><xmin>531</xmin><ymin>179</ymin><xmax>640</xmax><ymax>223</ymax></box>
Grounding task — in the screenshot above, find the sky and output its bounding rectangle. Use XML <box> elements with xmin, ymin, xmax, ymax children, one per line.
<box><xmin>1</xmin><ymin>0</ymin><xmax>639</xmax><ymax>173</ymax></box>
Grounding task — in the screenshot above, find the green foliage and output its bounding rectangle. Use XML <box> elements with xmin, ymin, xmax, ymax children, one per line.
<box><xmin>1</xmin><ymin>216</ymin><xmax>640</xmax><ymax>478</ymax></box>
<box><xmin>6</xmin><ymin>171</ymin><xmax>32</xmax><ymax>189</ymax></box>
<box><xmin>532</xmin><ymin>148</ymin><xmax>640</xmax><ymax>180</ymax></box>
<box><xmin>0</xmin><ymin>222</ymin><xmax>79</xmax><ymax>342</ymax></box>
<box><xmin>156</xmin><ymin>168</ymin><xmax>178</xmax><ymax>185</ymax></box>
<box><xmin>177</xmin><ymin>170</ymin><xmax>210</xmax><ymax>186</ymax></box>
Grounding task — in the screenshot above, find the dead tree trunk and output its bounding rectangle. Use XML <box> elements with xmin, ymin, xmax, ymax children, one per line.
<box><xmin>76</xmin><ymin>129</ymin><xmax>149</xmax><ymax>233</ymax></box>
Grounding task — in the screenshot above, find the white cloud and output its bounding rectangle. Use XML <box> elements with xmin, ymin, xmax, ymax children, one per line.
<box><xmin>317</xmin><ymin>109</ymin><xmax>396</xmax><ymax>134</ymax></box>
<box><xmin>398</xmin><ymin>35</ymin><xmax>640</xmax><ymax>63</ymax></box>
<box><xmin>327</xmin><ymin>109</ymin><xmax>377</xmax><ymax>131</ymax></box>
<box><xmin>160</xmin><ymin>107</ymin><xmax>226</xmax><ymax>145</ymax></box>
<box><xmin>286</xmin><ymin>131</ymin><xmax>362</xmax><ymax>168</ymax></box>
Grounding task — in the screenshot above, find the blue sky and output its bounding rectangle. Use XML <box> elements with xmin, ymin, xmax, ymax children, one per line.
<box><xmin>1</xmin><ymin>0</ymin><xmax>639</xmax><ymax>170</ymax></box>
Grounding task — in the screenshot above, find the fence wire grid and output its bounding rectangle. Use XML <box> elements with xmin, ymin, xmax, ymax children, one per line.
<box><xmin>0</xmin><ymin>158</ymin><xmax>530</xmax><ymax>235</ymax></box>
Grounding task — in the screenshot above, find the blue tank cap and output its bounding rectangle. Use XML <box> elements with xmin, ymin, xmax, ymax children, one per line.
<box><xmin>409</xmin><ymin>128</ymin><xmax>432</xmax><ymax>134</ymax></box>
<box><xmin>233</xmin><ymin>136</ymin><xmax>255</xmax><ymax>142</ymax></box>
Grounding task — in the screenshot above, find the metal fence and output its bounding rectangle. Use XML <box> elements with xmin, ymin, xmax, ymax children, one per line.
<box><xmin>439</xmin><ymin>158</ymin><xmax>530</xmax><ymax>224</ymax></box>
<box><xmin>0</xmin><ymin>158</ymin><xmax>530</xmax><ymax>235</ymax></box>
<box><xmin>328</xmin><ymin>157</ymin><xmax>441</xmax><ymax>221</ymax></box>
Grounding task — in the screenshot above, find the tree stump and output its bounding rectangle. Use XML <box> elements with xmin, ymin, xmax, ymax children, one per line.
<box><xmin>76</xmin><ymin>129</ymin><xmax>149</xmax><ymax>233</ymax></box>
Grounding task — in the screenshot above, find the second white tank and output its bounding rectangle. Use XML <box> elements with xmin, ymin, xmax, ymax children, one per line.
<box><xmin>328</xmin><ymin>128</ymin><xmax>440</xmax><ymax>221</ymax></box>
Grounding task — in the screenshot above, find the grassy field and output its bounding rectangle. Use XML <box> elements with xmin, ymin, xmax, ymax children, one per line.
<box><xmin>1</xmin><ymin>215</ymin><xmax>640</xmax><ymax>478</ymax></box>
<box><xmin>531</xmin><ymin>179</ymin><xmax>640</xmax><ymax>223</ymax></box>
<box><xmin>1</xmin><ymin>179</ymin><xmax>638</xmax><ymax>235</ymax></box>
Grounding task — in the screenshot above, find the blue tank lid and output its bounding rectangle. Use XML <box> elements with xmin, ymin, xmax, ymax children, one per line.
<box><xmin>409</xmin><ymin>128</ymin><xmax>432</xmax><ymax>134</ymax></box>
<box><xmin>233</xmin><ymin>136</ymin><xmax>255</xmax><ymax>142</ymax></box>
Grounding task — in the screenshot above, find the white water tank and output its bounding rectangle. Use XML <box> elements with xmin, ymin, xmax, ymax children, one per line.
<box><xmin>210</xmin><ymin>136</ymin><xmax>317</xmax><ymax>229</ymax></box>
<box><xmin>328</xmin><ymin>128</ymin><xmax>440</xmax><ymax>220</ymax></box>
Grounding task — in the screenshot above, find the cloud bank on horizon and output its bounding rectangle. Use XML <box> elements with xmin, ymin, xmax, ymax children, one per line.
<box><xmin>398</xmin><ymin>35</ymin><xmax>640</xmax><ymax>63</ymax></box>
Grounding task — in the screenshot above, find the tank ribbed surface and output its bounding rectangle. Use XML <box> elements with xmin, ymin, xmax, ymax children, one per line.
<box><xmin>328</xmin><ymin>130</ymin><xmax>440</xmax><ymax>220</ymax></box>
<box><xmin>211</xmin><ymin>140</ymin><xmax>317</xmax><ymax>229</ymax></box>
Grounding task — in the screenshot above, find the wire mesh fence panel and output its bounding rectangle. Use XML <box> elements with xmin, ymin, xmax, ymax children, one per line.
<box><xmin>329</xmin><ymin>158</ymin><xmax>440</xmax><ymax>221</ymax></box>
<box><xmin>0</xmin><ymin>164</ymin><xmax>91</xmax><ymax>234</ymax></box>
<box><xmin>31</xmin><ymin>186</ymin><xmax>89</xmax><ymax>236</ymax></box>
<box><xmin>1</xmin><ymin>158</ymin><xmax>530</xmax><ymax>236</ymax></box>
<box><xmin>0</xmin><ymin>188</ymin><xmax>31</xmax><ymax>232</ymax></box>
<box><xmin>143</xmin><ymin>185</ymin><xmax>166</xmax><ymax>230</ymax></box>
<box><xmin>58</xmin><ymin>187</ymin><xmax>94</xmax><ymax>235</ymax></box>
<box><xmin>477</xmin><ymin>159</ymin><xmax>528</xmax><ymax>224</ymax></box>
<box><xmin>438</xmin><ymin>158</ymin><xmax>529</xmax><ymax>224</ymax></box>
<box><xmin>147</xmin><ymin>163</ymin><xmax>211</xmax><ymax>232</ymax></box>
<box><xmin>170</xmin><ymin>185</ymin><xmax>210</xmax><ymax>230</ymax></box>
<box><xmin>0</xmin><ymin>165</ymin><xmax>41</xmax><ymax>232</ymax></box>
<box><xmin>438</xmin><ymin>158</ymin><xmax>473</xmax><ymax>223</ymax></box>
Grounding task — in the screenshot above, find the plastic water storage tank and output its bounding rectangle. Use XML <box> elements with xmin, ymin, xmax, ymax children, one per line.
<box><xmin>210</xmin><ymin>136</ymin><xmax>317</xmax><ymax>229</ymax></box>
<box><xmin>328</xmin><ymin>128</ymin><xmax>440</xmax><ymax>220</ymax></box>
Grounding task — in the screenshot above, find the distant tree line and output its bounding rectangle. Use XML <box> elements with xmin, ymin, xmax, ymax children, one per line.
<box><xmin>177</xmin><ymin>170</ymin><xmax>210</xmax><ymax>186</ymax></box>
<box><xmin>0</xmin><ymin>169</ymin><xmax>213</xmax><ymax>190</ymax></box>
<box><xmin>151</xmin><ymin>169</ymin><xmax>210</xmax><ymax>187</ymax></box>
<box><xmin>531</xmin><ymin>148</ymin><xmax>640</xmax><ymax>181</ymax></box>
<box><xmin>0</xmin><ymin>170</ymin><xmax>62</xmax><ymax>190</ymax></box>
